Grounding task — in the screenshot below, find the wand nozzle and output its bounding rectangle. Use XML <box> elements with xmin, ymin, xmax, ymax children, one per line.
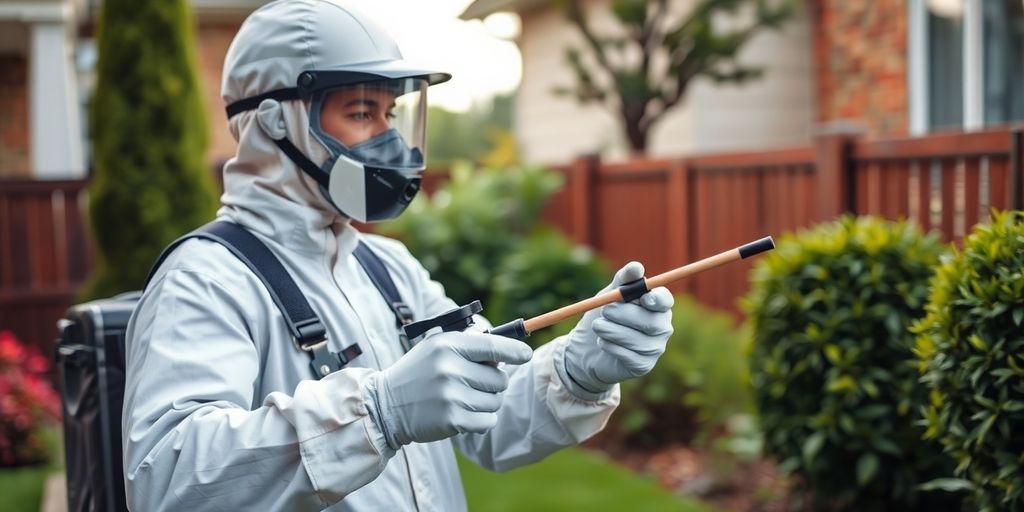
<box><xmin>489</xmin><ymin>235</ymin><xmax>776</xmax><ymax>340</ymax></box>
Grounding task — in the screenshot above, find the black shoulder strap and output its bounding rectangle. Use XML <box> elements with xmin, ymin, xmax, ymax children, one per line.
<box><xmin>147</xmin><ymin>221</ymin><xmax>325</xmax><ymax>346</ymax></box>
<box><xmin>353</xmin><ymin>242</ymin><xmax>415</xmax><ymax>326</ymax></box>
<box><xmin>145</xmin><ymin>221</ymin><xmax>360</xmax><ymax>378</ymax></box>
<box><xmin>353</xmin><ymin>241</ymin><xmax>416</xmax><ymax>351</ymax></box>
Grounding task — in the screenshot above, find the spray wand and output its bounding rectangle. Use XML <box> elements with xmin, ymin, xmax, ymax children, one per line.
<box><xmin>403</xmin><ymin>236</ymin><xmax>776</xmax><ymax>344</ymax></box>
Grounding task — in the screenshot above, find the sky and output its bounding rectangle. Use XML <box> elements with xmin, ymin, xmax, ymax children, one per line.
<box><xmin>350</xmin><ymin>0</ymin><xmax>523</xmax><ymax>112</ymax></box>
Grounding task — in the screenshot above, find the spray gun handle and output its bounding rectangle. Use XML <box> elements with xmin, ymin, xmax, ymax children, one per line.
<box><xmin>403</xmin><ymin>300</ymin><xmax>483</xmax><ymax>341</ymax></box>
<box><xmin>401</xmin><ymin>302</ymin><xmax>530</xmax><ymax>368</ymax></box>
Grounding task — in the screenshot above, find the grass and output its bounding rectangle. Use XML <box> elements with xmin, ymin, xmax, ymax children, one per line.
<box><xmin>0</xmin><ymin>463</ymin><xmax>52</xmax><ymax>512</ymax></box>
<box><xmin>458</xmin><ymin>446</ymin><xmax>714</xmax><ymax>512</ymax></box>
<box><xmin>0</xmin><ymin>428</ymin><xmax>63</xmax><ymax>512</ymax></box>
<box><xmin>0</xmin><ymin>431</ymin><xmax>713</xmax><ymax>512</ymax></box>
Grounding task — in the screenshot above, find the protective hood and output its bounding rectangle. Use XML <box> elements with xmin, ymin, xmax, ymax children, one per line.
<box><xmin>219</xmin><ymin>101</ymin><xmax>348</xmax><ymax>253</ymax></box>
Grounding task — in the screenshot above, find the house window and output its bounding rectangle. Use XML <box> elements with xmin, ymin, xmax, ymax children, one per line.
<box><xmin>983</xmin><ymin>0</ymin><xmax>1024</xmax><ymax>125</ymax></box>
<box><xmin>927</xmin><ymin>5</ymin><xmax>964</xmax><ymax>129</ymax></box>
<box><xmin>910</xmin><ymin>0</ymin><xmax>1024</xmax><ymax>133</ymax></box>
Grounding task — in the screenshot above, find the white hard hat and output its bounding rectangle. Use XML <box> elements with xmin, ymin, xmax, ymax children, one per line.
<box><xmin>222</xmin><ymin>0</ymin><xmax>449</xmax><ymax>108</ymax></box>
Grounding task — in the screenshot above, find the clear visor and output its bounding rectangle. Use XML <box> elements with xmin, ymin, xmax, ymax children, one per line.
<box><xmin>313</xmin><ymin>78</ymin><xmax>428</xmax><ymax>172</ymax></box>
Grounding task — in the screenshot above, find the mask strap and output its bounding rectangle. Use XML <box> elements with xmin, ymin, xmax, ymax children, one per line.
<box><xmin>226</xmin><ymin>88</ymin><xmax>300</xmax><ymax>119</ymax></box>
<box><xmin>234</xmin><ymin>93</ymin><xmax>334</xmax><ymax>189</ymax></box>
<box><xmin>272</xmin><ymin>137</ymin><xmax>331</xmax><ymax>189</ymax></box>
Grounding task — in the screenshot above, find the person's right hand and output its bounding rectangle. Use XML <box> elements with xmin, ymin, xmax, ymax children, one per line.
<box><xmin>363</xmin><ymin>330</ymin><xmax>533</xmax><ymax>449</ymax></box>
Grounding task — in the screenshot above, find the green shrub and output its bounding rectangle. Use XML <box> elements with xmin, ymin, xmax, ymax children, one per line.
<box><xmin>487</xmin><ymin>229</ymin><xmax>609</xmax><ymax>348</ymax></box>
<box><xmin>380</xmin><ymin>162</ymin><xmax>564</xmax><ymax>305</ymax></box>
<box><xmin>84</xmin><ymin>0</ymin><xmax>218</xmax><ymax>299</ymax></box>
<box><xmin>380</xmin><ymin>163</ymin><xmax>609</xmax><ymax>340</ymax></box>
<box><xmin>743</xmin><ymin>216</ymin><xmax>958</xmax><ymax>511</ymax></box>
<box><xmin>615</xmin><ymin>295</ymin><xmax>751</xmax><ymax>447</ymax></box>
<box><xmin>913</xmin><ymin>210</ymin><xmax>1024</xmax><ymax>512</ymax></box>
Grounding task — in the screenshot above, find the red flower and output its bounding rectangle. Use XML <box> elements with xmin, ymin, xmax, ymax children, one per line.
<box><xmin>0</xmin><ymin>330</ymin><xmax>60</xmax><ymax>467</ymax></box>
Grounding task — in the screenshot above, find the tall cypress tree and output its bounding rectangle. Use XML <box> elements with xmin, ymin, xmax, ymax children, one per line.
<box><xmin>83</xmin><ymin>0</ymin><xmax>218</xmax><ymax>299</ymax></box>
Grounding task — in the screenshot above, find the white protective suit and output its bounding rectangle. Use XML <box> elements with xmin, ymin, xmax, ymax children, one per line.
<box><xmin>121</xmin><ymin>58</ymin><xmax>620</xmax><ymax>512</ymax></box>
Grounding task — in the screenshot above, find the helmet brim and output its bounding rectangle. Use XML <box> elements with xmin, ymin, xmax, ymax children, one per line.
<box><xmin>317</xmin><ymin>59</ymin><xmax>451</xmax><ymax>86</ymax></box>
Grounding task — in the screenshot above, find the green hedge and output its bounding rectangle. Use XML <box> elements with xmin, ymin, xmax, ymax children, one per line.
<box><xmin>913</xmin><ymin>210</ymin><xmax>1024</xmax><ymax>511</ymax></box>
<box><xmin>743</xmin><ymin>216</ymin><xmax>958</xmax><ymax>511</ymax></box>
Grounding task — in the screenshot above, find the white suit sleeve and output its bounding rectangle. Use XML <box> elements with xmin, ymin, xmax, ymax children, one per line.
<box><xmin>449</xmin><ymin>337</ymin><xmax>619</xmax><ymax>472</ymax></box>
<box><xmin>403</xmin><ymin>251</ymin><xmax>620</xmax><ymax>473</ymax></box>
<box><xmin>122</xmin><ymin>265</ymin><xmax>394</xmax><ymax>511</ymax></box>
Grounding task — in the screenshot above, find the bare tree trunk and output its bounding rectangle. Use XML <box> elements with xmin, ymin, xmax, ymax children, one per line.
<box><xmin>625</xmin><ymin>123</ymin><xmax>648</xmax><ymax>154</ymax></box>
<box><xmin>622</xmin><ymin>103</ymin><xmax>650</xmax><ymax>154</ymax></box>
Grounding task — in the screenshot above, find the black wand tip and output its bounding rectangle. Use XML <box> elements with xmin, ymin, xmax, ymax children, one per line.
<box><xmin>738</xmin><ymin>236</ymin><xmax>776</xmax><ymax>259</ymax></box>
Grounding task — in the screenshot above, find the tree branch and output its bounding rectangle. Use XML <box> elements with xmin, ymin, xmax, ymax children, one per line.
<box><xmin>565</xmin><ymin>0</ymin><xmax>622</xmax><ymax>91</ymax></box>
<box><xmin>556</xmin><ymin>0</ymin><xmax>796</xmax><ymax>153</ymax></box>
<box><xmin>638</xmin><ymin>0</ymin><xmax>668</xmax><ymax>82</ymax></box>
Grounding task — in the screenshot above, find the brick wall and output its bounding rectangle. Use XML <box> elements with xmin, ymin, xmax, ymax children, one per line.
<box><xmin>812</xmin><ymin>0</ymin><xmax>908</xmax><ymax>136</ymax></box>
<box><xmin>196</xmin><ymin>20</ymin><xmax>243</xmax><ymax>170</ymax></box>
<box><xmin>0</xmin><ymin>55</ymin><xmax>30</xmax><ymax>177</ymax></box>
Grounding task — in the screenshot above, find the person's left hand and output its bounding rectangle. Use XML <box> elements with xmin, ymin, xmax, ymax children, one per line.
<box><xmin>561</xmin><ymin>262</ymin><xmax>674</xmax><ymax>396</ymax></box>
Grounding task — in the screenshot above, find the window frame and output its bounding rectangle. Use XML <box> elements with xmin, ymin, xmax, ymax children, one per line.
<box><xmin>908</xmin><ymin>0</ymin><xmax>989</xmax><ymax>134</ymax></box>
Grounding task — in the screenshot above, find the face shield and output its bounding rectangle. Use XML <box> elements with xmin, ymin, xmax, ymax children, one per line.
<box><xmin>226</xmin><ymin>69</ymin><xmax>441</xmax><ymax>223</ymax></box>
<box><xmin>310</xmin><ymin>78</ymin><xmax>428</xmax><ymax>174</ymax></box>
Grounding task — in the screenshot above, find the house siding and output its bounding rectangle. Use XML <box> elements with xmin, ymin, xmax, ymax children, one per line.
<box><xmin>517</xmin><ymin>0</ymin><xmax>814</xmax><ymax>164</ymax></box>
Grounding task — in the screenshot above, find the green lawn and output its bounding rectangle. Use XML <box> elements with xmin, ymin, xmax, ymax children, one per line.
<box><xmin>0</xmin><ymin>434</ymin><xmax>712</xmax><ymax>512</ymax></box>
<box><xmin>0</xmin><ymin>463</ymin><xmax>53</xmax><ymax>512</ymax></box>
<box><xmin>458</xmin><ymin>447</ymin><xmax>714</xmax><ymax>512</ymax></box>
<box><xmin>0</xmin><ymin>428</ymin><xmax>63</xmax><ymax>512</ymax></box>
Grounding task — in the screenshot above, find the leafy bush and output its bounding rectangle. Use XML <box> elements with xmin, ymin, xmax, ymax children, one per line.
<box><xmin>0</xmin><ymin>331</ymin><xmax>60</xmax><ymax>466</ymax></box>
<box><xmin>487</xmin><ymin>229</ymin><xmax>609</xmax><ymax>347</ymax></box>
<box><xmin>381</xmin><ymin>162</ymin><xmax>563</xmax><ymax>305</ymax></box>
<box><xmin>84</xmin><ymin>0</ymin><xmax>218</xmax><ymax>299</ymax></box>
<box><xmin>743</xmin><ymin>216</ymin><xmax>958</xmax><ymax>511</ymax></box>
<box><xmin>380</xmin><ymin>163</ymin><xmax>609</xmax><ymax>339</ymax></box>
<box><xmin>615</xmin><ymin>295</ymin><xmax>751</xmax><ymax>447</ymax></box>
<box><xmin>913</xmin><ymin>210</ymin><xmax>1024</xmax><ymax>512</ymax></box>
<box><xmin>426</xmin><ymin>94</ymin><xmax>517</xmax><ymax>168</ymax></box>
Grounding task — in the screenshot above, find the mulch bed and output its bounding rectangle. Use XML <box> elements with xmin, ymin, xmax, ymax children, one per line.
<box><xmin>583</xmin><ymin>432</ymin><xmax>798</xmax><ymax>512</ymax></box>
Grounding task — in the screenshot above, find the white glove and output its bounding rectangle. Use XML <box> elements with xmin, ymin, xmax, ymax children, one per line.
<box><xmin>363</xmin><ymin>330</ymin><xmax>533</xmax><ymax>449</ymax></box>
<box><xmin>561</xmin><ymin>261</ymin><xmax>674</xmax><ymax>397</ymax></box>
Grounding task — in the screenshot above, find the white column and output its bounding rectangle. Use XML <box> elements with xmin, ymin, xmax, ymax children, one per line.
<box><xmin>908</xmin><ymin>0</ymin><xmax>929</xmax><ymax>135</ymax></box>
<box><xmin>963</xmin><ymin>0</ymin><xmax>984</xmax><ymax>131</ymax></box>
<box><xmin>29</xmin><ymin>13</ymin><xmax>83</xmax><ymax>178</ymax></box>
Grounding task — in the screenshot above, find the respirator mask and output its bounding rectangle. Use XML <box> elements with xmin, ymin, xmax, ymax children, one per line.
<box><xmin>227</xmin><ymin>72</ymin><xmax>433</xmax><ymax>223</ymax></box>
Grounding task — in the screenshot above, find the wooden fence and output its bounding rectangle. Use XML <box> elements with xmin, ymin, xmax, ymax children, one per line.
<box><xmin>548</xmin><ymin>148</ymin><xmax>820</xmax><ymax>313</ymax></box>
<box><xmin>551</xmin><ymin>128</ymin><xmax>1021</xmax><ymax>314</ymax></box>
<box><xmin>848</xmin><ymin>129</ymin><xmax>1021</xmax><ymax>240</ymax></box>
<box><xmin>0</xmin><ymin>179</ymin><xmax>92</xmax><ymax>357</ymax></box>
<box><xmin>1</xmin><ymin>127</ymin><xmax>1021</xmax><ymax>353</ymax></box>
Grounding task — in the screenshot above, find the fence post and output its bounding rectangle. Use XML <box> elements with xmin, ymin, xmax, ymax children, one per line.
<box><xmin>1012</xmin><ymin>127</ymin><xmax>1022</xmax><ymax>210</ymax></box>
<box><xmin>813</xmin><ymin>129</ymin><xmax>860</xmax><ymax>221</ymax></box>
<box><xmin>570</xmin><ymin>154</ymin><xmax>599</xmax><ymax>247</ymax></box>
<box><xmin>666</xmin><ymin>159</ymin><xmax>692</xmax><ymax>295</ymax></box>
